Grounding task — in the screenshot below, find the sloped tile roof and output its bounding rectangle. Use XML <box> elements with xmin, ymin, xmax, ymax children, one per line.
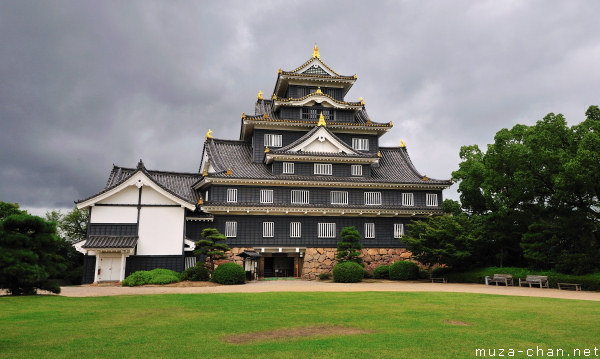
<box><xmin>205</xmin><ymin>139</ymin><xmax>451</xmax><ymax>186</ymax></box>
<box><xmin>82</xmin><ymin>235</ymin><xmax>138</xmax><ymax>249</ymax></box>
<box><xmin>78</xmin><ymin>164</ymin><xmax>201</xmax><ymax>204</ymax></box>
<box><xmin>271</xmin><ymin>126</ymin><xmax>370</xmax><ymax>158</ymax></box>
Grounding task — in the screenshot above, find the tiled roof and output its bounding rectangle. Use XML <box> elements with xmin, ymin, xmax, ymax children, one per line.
<box><xmin>205</xmin><ymin>139</ymin><xmax>451</xmax><ymax>186</ymax></box>
<box><xmin>82</xmin><ymin>235</ymin><xmax>138</xmax><ymax>249</ymax></box>
<box><xmin>78</xmin><ymin>163</ymin><xmax>201</xmax><ymax>204</ymax></box>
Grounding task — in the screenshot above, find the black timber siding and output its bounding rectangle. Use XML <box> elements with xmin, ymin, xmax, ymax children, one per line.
<box><xmin>88</xmin><ymin>223</ymin><xmax>137</xmax><ymax>236</ymax></box>
<box><xmin>286</xmin><ymin>85</ymin><xmax>343</xmax><ymax>101</ymax></box>
<box><xmin>271</xmin><ymin>162</ymin><xmax>371</xmax><ymax>178</ymax></box>
<box><xmin>82</xmin><ymin>255</ymin><xmax>96</xmax><ymax>284</ymax></box>
<box><xmin>276</xmin><ymin>107</ymin><xmax>358</xmax><ymax>124</ymax></box>
<box><xmin>208</xmin><ymin>185</ymin><xmax>443</xmax><ymax>208</ymax></box>
<box><xmin>335</xmin><ymin>133</ymin><xmax>379</xmax><ymax>155</ymax></box>
<box><xmin>187</xmin><ymin>215</ymin><xmax>413</xmax><ymax>248</ymax></box>
<box><xmin>125</xmin><ymin>255</ymin><xmax>185</xmax><ymax>275</ymax></box>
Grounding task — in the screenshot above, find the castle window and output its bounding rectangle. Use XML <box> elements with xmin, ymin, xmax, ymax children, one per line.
<box><xmin>318</xmin><ymin>223</ymin><xmax>336</xmax><ymax>238</ymax></box>
<box><xmin>351</xmin><ymin>165</ymin><xmax>362</xmax><ymax>176</ymax></box>
<box><xmin>314</xmin><ymin>163</ymin><xmax>332</xmax><ymax>175</ymax></box>
<box><xmin>283</xmin><ymin>162</ymin><xmax>294</xmax><ymax>174</ymax></box>
<box><xmin>330</xmin><ymin>191</ymin><xmax>348</xmax><ymax>205</ymax></box>
<box><xmin>302</xmin><ymin>108</ymin><xmax>332</xmax><ymax>120</ymax></box>
<box><xmin>290</xmin><ymin>222</ymin><xmax>301</xmax><ymax>238</ymax></box>
<box><xmin>263</xmin><ymin>222</ymin><xmax>274</xmax><ymax>237</ymax></box>
<box><xmin>394</xmin><ymin>223</ymin><xmax>404</xmax><ymax>238</ymax></box>
<box><xmin>426</xmin><ymin>193</ymin><xmax>438</xmax><ymax>206</ymax></box>
<box><xmin>225</xmin><ymin>221</ymin><xmax>237</xmax><ymax>237</ymax></box>
<box><xmin>264</xmin><ymin>134</ymin><xmax>282</xmax><ymax>147</ymax></box>
<box><xmin>402</xmin><ymin>193</ymin><xmax>414</xmax><ymax>206</ymax></box>
<box><xmin>352</xmin><ymin>138</ymin><xmax>369</xmax><ymax>151</ymax></box>
<box><xmin>365</xmin><ymin>223</ymin><xmax>375</xmax><ymax>238</ymax></box>
<box><xmin>260</xmin><ymin>189</ymin><xmax>273</xmax><ymax>204</ymax></box>
<box><xmin>291</xmin><ymin>190</ymin><xmax>309</xmax><ymax>204</ymax></box>
<box><xmin>364</xmin><ymin>191</ymin><xmax>382</xmax><ymax>205</ymax></box>
<box><xmin>227</xmin><ymin>188</ymin><xmax>237</xmax><ymax>203</ymax></box>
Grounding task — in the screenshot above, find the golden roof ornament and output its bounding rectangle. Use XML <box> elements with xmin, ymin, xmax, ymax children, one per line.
<box><xmin>205</xmin><ymin>129</ymin><xmax>213</xmax><ymax>139</ymax></box>
<box><xmin>263</xmin><ymin>113</ymin><xmax>269</xmax><ymax>119</ymax></box>
<box><xmin>278</xmin><ymin>68</ymin><xmax>282</xmax><ymax>74</ymax></box>
<box><xmin>377</xmin><ymin>151</ymin><xmax>382</xmax><ymax>158</ymax></box>
<box><xmin>272</xmin><ymin>94</ymin><xmax>277</xmax><ymax>100</ymax></box>
<box><xmin>353</xmin><ymin>74</ymin><xmax>357</xmax><ymax>79</ymax></box>
<box><xmin>202</xmin><ymin>169</ymin><xmax>208</xmax><ymax>176</ymax></box>
<box><xmin>226</xmin><ymin>168</ymin><xmax>232</xmax><ymax>176</ymax></box>
<box><xmin>312</xmin><ymin>44</ymin><xmax>320</xmax><ymax>59</ymax></box>
<box><xmin>264</xmin><ymin>146</ymin><xmax>270</xmax><ymax>153</ymax></box>
<box><xmin>197</xmin><ymin>196</ymin><xmax>204</xmax><ymax>205</ymax></box>
<box><xmin>241</xmin><ymin>112</ymin><xmax>246</xmax><ymax>119</ymax></box>
<box><xmin>423</xmin><ymin>175</ymin><xmax>429</xmax><ymax>181</ymax></box>
<box><xmin>257</xmin><ymin>90</ymin><xmax>264</xmax><ymax>100</ymax></box>
<box><xmin>366</xmin><ymin>119</ymin><xmax>372</xmax><ymax>125</ymax></box>
<box><xmin>317</xmin><ymin>112</ymin><xmax>326</xmax><ymax>127</ymax></box>
<box><xmin>400</xmin><ymin>139</ymin><xmax>406</xmax><ymax>148</ymax></box>
<box><xmin>359</xmin><ymin>97</ymin><xmax>365</xmax><ymax>105</ymax></box>
<box><xmin>315</xmin><ymin>86</ymin><xmax>323</xmax><ymax>95</ymax></box>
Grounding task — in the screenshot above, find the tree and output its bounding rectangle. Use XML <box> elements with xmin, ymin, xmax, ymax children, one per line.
<box><xmin>0</xmin><ymin>201</ymin><xmax>26</xmax><ymax>221</ymax></box>
<box><xmin>45</xmin><ymin>206</ymin><xmax>89</xmax><ymax>243</ymax></box>
<box><xmin>193</xmin><ymin>228</ymin><xmax>231</xmax><ymax>273</ymax></box>
<box><xmin>402</xmin><ymin>200</ymin><xmax>479</xmax><ymax>274</ymax></box>
<box><xmin>0</xmin><ymin>214</ymin><xmax>67</xmax><ymax>295</ymax></box>
<box><xmin>452</xmin><ymin>105</ymin><xmax>600</xmax><ymax>273</ymax></box>
<box><xmin>336</xmin><ymin>226</ymin><xmax>363</xmax><ymax>264</ymax></box>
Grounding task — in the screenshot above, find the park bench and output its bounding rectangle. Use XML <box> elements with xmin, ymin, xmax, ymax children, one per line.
<box><xmin>518</xmin><ymin>275</ymin><xmax>549</xmax><ymax>288</ymax></box>
<box><xmin>558</xmin><ymin>283</ymin><xmax>582</xmax><ymax>291</ymax></box>
<box><xmin>430</xmin><ymin>277</ymin><xmax>447</xmax><ymax>283</ymax></box>
<box><xmin>487</xmin><ymin>274</ymin><xmax>514</xmax><ymax>286</ymax></box>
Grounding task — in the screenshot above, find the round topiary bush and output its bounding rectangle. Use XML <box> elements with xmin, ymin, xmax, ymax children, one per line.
<box><xmin>318</xmin><ymin>272</ymin><xmax>332</xmax><ymax>280</ymax></box>
<box><xmin>181</xmin><ymin>262</ymin><xmax>210</xmax><ymax>281</ymax></box>
<box><xmin>147</xmin><ymin>268</ymin><xmax>181</xmax><ymax>285</ymax></box>
<box><xmin>373</xmin><ymin>265</ymin><xmax>391</xmax><ymax>279</ymax></box>
<box><xmin>211</xmin><ymin>262</ymin><xmax>245</xmax><ymax>285</ymax></box>
<box><xmin>333</xmin><ymin>261</ymin><xmax>364</xmax><ymax>283</ymax></box>
<box><xmin>122</xmin><ymin>270</ymin><xmax>152</xmax><ymax>287</ymax></box>
<box><xmin>389</xmin><ymin>261</ymin><xmax>419</xmax><ymax>281</ymax></box>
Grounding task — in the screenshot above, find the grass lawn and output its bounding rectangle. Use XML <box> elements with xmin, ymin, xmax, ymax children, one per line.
<box><xmin>1</xmin><ymin>292</ymin><xmax>599</xmax><ymax>358</ymax></box>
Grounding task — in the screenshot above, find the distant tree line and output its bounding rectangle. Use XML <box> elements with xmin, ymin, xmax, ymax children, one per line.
<box><xmin>404</xmin><ymin>105</ymin><xmax>600</xmax><ymax>275</ymax></box>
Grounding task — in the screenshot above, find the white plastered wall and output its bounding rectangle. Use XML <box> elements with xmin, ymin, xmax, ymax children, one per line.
<box><xmin>137</xmin><ymin>206</ymin><xmax>184</xmax><ymax>255</ymax></box>
<box><xmin>90</xmin><ymin>206</ymin><xmax>138</xmax><ymax>223</ymax></box>
<box><xmin>98</xmin><ymin>186</ymin><xmax>139</xmax><ymax>205</ymax></box>
<box><xmin>141</xmin><ymin>186</ymin><xmax>178</xmax><ymax>205</ymax></box>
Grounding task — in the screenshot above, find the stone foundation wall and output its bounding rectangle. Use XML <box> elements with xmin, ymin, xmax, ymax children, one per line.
<box><xmin>302</xmin><ymin>247</ymin><xmax>412</xmax><ymax>280</ymax></box>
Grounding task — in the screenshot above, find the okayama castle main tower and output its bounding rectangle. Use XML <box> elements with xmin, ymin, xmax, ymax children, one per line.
<box><xmin>76</xmin><ymin>46</ymin><xmax>451</xmax><ymax>282</ymax></box>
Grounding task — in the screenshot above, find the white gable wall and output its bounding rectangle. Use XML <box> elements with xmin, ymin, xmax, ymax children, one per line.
<box><xmin>90</xmin><ymin>206</ymin><xmax>138</xmax><ymax>223</ymax></box>
<box><xmin>141</xmin><ymin>186</ymin><xmax>178</xmax><ymax>205</ymax></box>
<box><xmin>137</xmin><ymin>206</ymin><xmax>184</xmax><ymax>255</ymax></box>
<box><xmin>303</xmin><ymin>138</ymin><xmax>340</xmax><ymax>153</ymax></box>
<box><xmin>98</xmin><ymin>186</ymin><xmax>139</xmax><ymax>205</ymax></box>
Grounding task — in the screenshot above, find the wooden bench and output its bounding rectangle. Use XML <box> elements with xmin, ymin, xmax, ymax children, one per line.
<box><xmin>558</xmin><ymin>282</ymin><xmax>582</xmax><ymax>291</ymax></box>
<box><xmin>487</xmin><ymin>274</ymin><xmax>514</xmax><ymax>286</ymax></box>
<box><xmin>430</xmin><ymin>277</ymin><xmax>447</xmax><ymax>283</ymax></box>
<box><xmin>518</xmin><ymin>275</ymin><xmax>549</xmax><ymax>288</ymax></box>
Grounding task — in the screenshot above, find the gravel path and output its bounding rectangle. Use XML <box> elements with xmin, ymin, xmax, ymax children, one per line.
<box><xmin>57</xmin><ymin>280</ymin><xmax>600</xmax><ymax>301</ymax></box>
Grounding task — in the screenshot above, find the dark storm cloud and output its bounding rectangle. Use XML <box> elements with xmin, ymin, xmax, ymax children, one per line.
<box><xmin>1</xmin><ymin>1</ymin><xmax>599</xmax><ymax>210</ymax></box>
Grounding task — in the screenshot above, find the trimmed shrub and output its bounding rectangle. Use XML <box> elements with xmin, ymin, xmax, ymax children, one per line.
<box><xmin>333</xmin><ymin>261</ymin><xmax>364</xmax><ymax>283</ymax></box>
<box><xmin>212</xmin><ymin>262</ymin><xmax>245</xmax><ymax>285</ymax></box>
<box><xmin>363</xmin><ymin>269</ymin><xmax>374</xmax><ymax>279</ymax></box>
<box><xmin>122</xmin><ymin>270</ymin><xmax>152</xmax><ymax>287</ymax></box>
<box><xmin>181</xmin><ymin>262</ymin><xmax>210</xmax><ymax>281</ymax></box>
<box><xmin>389</xmin><ymin>261</ymin><xmax>419</xmax><ymax>281</ymax></box>
<box><xmin>373</xmin><ymin>265</ymin><xmax>390</xmax><ymax>279</ymax></box>
<box><xmin>122</xmin><ymin>268</ymin><xmax>180</xmax><ymax>286</ymax></box>
<box><xmin>318</xmin><ymin>272</ymin><xmax>332</xmax><ymax>280</ymax></box>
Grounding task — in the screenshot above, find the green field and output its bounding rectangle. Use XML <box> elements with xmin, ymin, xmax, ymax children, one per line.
<box><xmin>1</xmin><ymin>292</ymin><xmax>599</xmax><ymax>358</ymax></box>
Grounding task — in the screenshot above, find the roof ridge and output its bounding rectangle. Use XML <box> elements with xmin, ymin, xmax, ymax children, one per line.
<box><xmin>111</xmin><ymin>165</ymin><xmax>200</xmax><ymax>176</ymax></box>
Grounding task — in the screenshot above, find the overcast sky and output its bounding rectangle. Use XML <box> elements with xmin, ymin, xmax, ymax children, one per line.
<box><xmin>1</xmin><ymin>1</ymin><xmax>599</xmax><ymax>215</ymax></box>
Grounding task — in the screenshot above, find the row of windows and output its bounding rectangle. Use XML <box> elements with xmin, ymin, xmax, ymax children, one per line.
<box><xmin>224</xmin><ymin>221</ymin><xmax>405</xmax><ymax>239</ymax></box>
<box><xmin>263</xmin><ymin>134</ymin><xmax>370</xmax><ymax>152</ymax></box>
<box><xmin>281</xmin><ymin>162</ymin><xmax>363</xmax><ymax>176</ymax></box>
<box><xmin>224</xmin><ymin>188</ymin><xmax>438</xmax><ymax>206</ymax></box>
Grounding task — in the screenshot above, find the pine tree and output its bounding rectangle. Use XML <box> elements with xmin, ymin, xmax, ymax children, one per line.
<box><xmin>193</xmin><ymin>228</ymin><xmax>231</xmax><ymax>273</ymax></box>
<box><xmin>336</xmin><ymin>226</ymin><xmax>363</xmax><ymax>264</ymax></box>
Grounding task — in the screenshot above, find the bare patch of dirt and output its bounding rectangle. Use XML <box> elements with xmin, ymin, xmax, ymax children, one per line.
<box><xmin>444</xmin><ymin>320</ymin><xmax>471</xmax><ymax>326</ymax></box>
<box><xmin>223</xmin><ymin>325</ymin><xmax>374</xmax><ymax>344</ymax></box>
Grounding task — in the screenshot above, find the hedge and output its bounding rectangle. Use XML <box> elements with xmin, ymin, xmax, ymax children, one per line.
<box><xmin>373</xmin><ymin>265</ymin><xmax>390</xmax><ymax>279</ymax></box>
<box><xmin>181</xmin><ymin>262</ymin><xmax>210</xmax><ymax>281</ymax></box>
<box><xmin>333</xmin><ymin>261</ymin><xmax>364</xmax><ymax>283</ymax></box>
<box><xmin>389</xmin><ymin>261</ymin><xmax>419</xmax><ymax>281</ymax></box>
<box><xmin>445</xmin><ymin>267</ymin><xmax>600</xmax><ymax>291</ymax></box>
<box><xmin>122</xmin><ymin>268</ymin><xmax>180</xmax><ymax>287</ymax></box>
